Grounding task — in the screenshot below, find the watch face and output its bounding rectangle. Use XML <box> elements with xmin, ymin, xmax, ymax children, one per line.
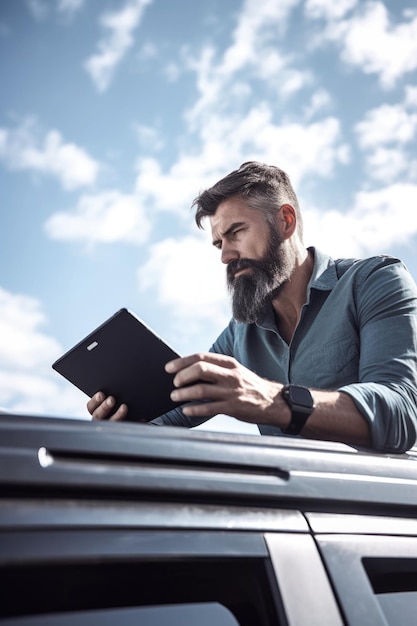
<box><xmin>288</xmin><ymin>385</ymin><xmax>314</xmax><ymax>408</ymax></box>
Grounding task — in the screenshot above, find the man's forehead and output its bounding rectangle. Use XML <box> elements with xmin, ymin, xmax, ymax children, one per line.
<box><xmin>209</xmin><ymin>198</ymin><xmax>251</xmax><ymax>231</ymax></box>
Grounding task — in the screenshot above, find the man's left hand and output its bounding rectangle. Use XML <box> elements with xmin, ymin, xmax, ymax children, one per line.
<box><xmin>165</xmin><ymin>352</ymin><xmax>284</xmax><ymax>425</ymax></box>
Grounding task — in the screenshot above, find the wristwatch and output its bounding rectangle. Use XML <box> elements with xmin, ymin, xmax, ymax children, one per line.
<box><xmin>282</xmin><ymin>384</ymin><xmax>315</xmax><ymax>435</ymax></box>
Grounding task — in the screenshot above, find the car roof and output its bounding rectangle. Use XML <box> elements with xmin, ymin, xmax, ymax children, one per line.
<box><xmin>1</xmin><ymin>413</ymin><xmax>416</xmax><ymax>516</ymax></box>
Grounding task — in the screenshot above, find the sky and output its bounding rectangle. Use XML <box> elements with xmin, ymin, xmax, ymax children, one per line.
<box><xmin>1</xmin><ymin>0</ymin><xmax>417</xmax><ymax>436</ymax></box>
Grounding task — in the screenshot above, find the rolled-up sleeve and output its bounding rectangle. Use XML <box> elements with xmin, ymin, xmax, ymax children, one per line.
<box><xmin>151</xmin><ymin>406</ymin><xmax>210</xmax><ymax>428</ymax></box>
<box><xmin>339</xmin><ymin>261</ymin><xmax>417</xmax><ymax>453</ymax></box>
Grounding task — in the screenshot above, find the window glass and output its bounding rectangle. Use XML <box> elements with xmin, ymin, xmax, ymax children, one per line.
<box><xmin>0</xmin><ymin>554</ymin><xmax>281</xmax><ymax>625</ymax></box>
<box><xmin>0</xmin><ymin>603</ymin><xmax>239</xmax><ymax>626</ymax></box>
<box><xmin>376</xmin><ymin>592</ymin><xmax>417</xmax><ymax>624</ymax></box>
<box><xmin>364</xmin><ymin>557</ymin><xmax>417</xmax><ymax>625</ymax></box>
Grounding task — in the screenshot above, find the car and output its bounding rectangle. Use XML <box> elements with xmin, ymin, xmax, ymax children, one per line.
<box><xmin>1</xmin><ymin>412</ymin><xmax>417</xmax><ymax>625</ymax></box>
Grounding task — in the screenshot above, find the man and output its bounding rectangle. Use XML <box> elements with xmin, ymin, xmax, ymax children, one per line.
<box><xmin>88</xmin><ymin>162</ymin><xmax>417</xmax><ymax>453</ymax></box>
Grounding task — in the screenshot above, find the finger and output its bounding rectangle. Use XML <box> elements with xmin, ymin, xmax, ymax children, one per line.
<box><xmin>165</xmin><ymin>353</ymin><xmax>205</xmax><ymax>374</ymax></box>
<box><xmin>165</xmin><ymin>352</ymin><xmax>236</xmax><ymax>374</ymax></box>
<box><xmin>171</xmin><ymin>381</ymin><xmax>224</xmax><ymax>403</ymax></box>
<box><xmin>108</xmin><ymin>403</ymin><xmax>128</xmax><ymax>422</ymax></box>
<box><xmin>182</xmin><ymin>400</ymin><xmax>223</xmax><ymax>419</ymax></box>
<box><xmin>172</xmin><ymin>361</ymin><xmax>222</xmax><ymax>389</ymax></box>
<box><xmin>87</xmin><ymin>391</ymin><xmax>105</xmax><ymax>415</ymax></box>
<box><xmin>91</xmin><ymin>395</ymin><xmax>117</xmax><ymax>421</ymax></box>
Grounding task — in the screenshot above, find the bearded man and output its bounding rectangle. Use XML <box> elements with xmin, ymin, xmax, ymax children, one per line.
<box><xmin>88</xmin><ymin>162</ymin><xmax>417</xmax><ymax>453</ymax></box>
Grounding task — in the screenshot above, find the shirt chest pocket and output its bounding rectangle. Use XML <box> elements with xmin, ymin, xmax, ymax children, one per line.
<box><xmin>293</xmin><ymin>335</ymin><xmax>359</xmax><ymax>388</ymax></box>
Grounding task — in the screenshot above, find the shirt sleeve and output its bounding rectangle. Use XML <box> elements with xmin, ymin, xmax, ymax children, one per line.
<box><xmin>151</xmin><ymin>406</ymin><xmax>212</xmax><ymax>428</ymax></box>
<box><xmin>338</xmin><ymin>260</ymin><xmax>417</xmax><ymax>453</ymax></box>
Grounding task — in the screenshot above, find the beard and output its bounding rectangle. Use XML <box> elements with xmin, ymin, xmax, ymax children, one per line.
<box><xmin>227</xmin><ymin>226</ymin><xmax>293</xmax><ymax>324</ymax></box>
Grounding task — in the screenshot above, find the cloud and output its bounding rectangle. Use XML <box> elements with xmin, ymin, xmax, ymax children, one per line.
<box><xmin>26</xmin><ymin>0</ymin><xmax>86</xmax><ymax>21</ymax></box>
<box><xmin>133</xmin><ymin>122</ymin><xmax>165</xmax><ymax>152</ymax></box>
<box><xmin>45</xmin><ymin>190</ymin><xmax>152</xmax><ymax>245</ymax></box>
<box><xmin>133</xmin><ymin>109</ymin><xmax>349</xmax><ymax>220</ymax></box>
<box><xmin>355</xmin><ymin>103</ymin><xmax>417</xmax><ymax>149</ymax></box>
<box><xmin>305</xmin><ymin>0</ymin><xmax>357</xmax><ymax>20</ymax></box>
<box><xmin>0</xmin><ymin>287</ymin><xmax>87</xmax><ymax>418</ymax></box>
<box><xmin>57</xmin><ymin>0</ymin><xmax>85</xmax><ymax>16</ymax></box>
<box><xmin>137</xmin><ymin>231</ymin><xmax>230</xmax><ymax>351</ymax></box>
<box><xmin>303</xmin><ymin>88</ymin><xmax>332</xmax><ymax>120</ymax></box>
<box><xmin>0</xmin><ymin>370</ymin><xmax>88</xmax><ymax>419</ymax></box>
<box><xmin>365</xmin><ymin>147</ymin><xmax>411</xmax><ymax>182</ymax></box>
<box><xmin>354</xmin><ymin>90</ymin><xmax>417</xmax><ymax>181</ymax></box>
<box><xmin>0</xmin><ymin>288</ymin><xmax>60</xmax><ymax>371</ymax></box>
<box><xmin>304</xmin><ymin>182</ymin><xmax>417</xmax><ymax>257</ymax></box>
<box><xmin>84</xmin><ymin>0</ymin><xmax>152</xmax><ymax>92</ymax></box>
<box><xmin>309</xmin><ymin>1</ymin><xmax>417</xmax><ymax>88</ymax></box>
<box><xmin>185</xmin><ymin>0</ymin><xmax>306</xmax><ymax>125</ymax></box>
<box><xmin>0</xmin><ymin>119</ymin><xmax>99</xmax><ymax>189</ymax></box>
<box><xmin>123</xmin><ymin>1</ymin><xmax>350</xmax><ymax>224</ymax></box>
<box><xmin>405</xmin><ymin>85</ymin><xmax>417</xmax><ymax>107</ymax></box>
<box><xmin>125</xmin><ymin>0</ymin><xmax>346</xmax><ymax>218</ymax></box>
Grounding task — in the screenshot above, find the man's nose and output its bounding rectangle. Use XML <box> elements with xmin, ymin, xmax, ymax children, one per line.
<box><xmin>221</xmin><ymin>243</ymin><xmax>239</xmax><ymax>265</ymax></box>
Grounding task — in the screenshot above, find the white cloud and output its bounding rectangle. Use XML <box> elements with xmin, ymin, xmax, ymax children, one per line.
<box><xmin>0</xmin><ymin>288</ymin><xmax>60</xmax><ymax>371</ymax></box>
<box><xmin>130</xmin><ymin>0</ymin><xmax>345</xmax><ymax>212</ymax></box>
<box><xmin>303</xmin><ymin>88</ymin><xmax>332</xmax><ymax>120</ymax></box>
<box><xmin>117</xmin><ymin>0</ymin><xmax>347</xmax><ymax>227</ymax></box>
<box><xmin>134</xmin><ymin>155</ymin><xmax>222</xmax><ymax>216</ymax></box>
<box><xmin>185</xmin><ymin>0</ymin><xmax>305</xmax><ymax>125</ymax></box>
<box><xmin>355</xmin><ymin>103</ymin><xmax>417</xmax><ymax>149</ymax></box>
<box><xmin>57</xmin><ymin>0</ymin><xmax>85</xmax><ymax>16</ymax></box>
<box><xmin>0</xmin><ymin>287</ymin><xmax>88</xmax><ymax>418</ymax></box>
<box><xmin>305</xmin><ymin>0</ymin><xmax>357</xmax><ymax>21</ymax></box>
<box><xmin>405</xmin><ymin>85</ymin><xmax>417</xmax><ymax>108</ymax></box>
<box><xmin>243</xmin><ymin>114</ymin><xmax>350</xmax><ymax>181</ymax></box>
<box><xmin>133</xmin><ymin>123</ymin><xmax>164</xmax><ymax>152</ymax></box>
<box><xmin>304</xmin><ymin>182</ymin><xmax>417</xmax><ymax>257</ymax></box>
<box><xmin>26</xmin><ymin>0</ymin><xmax>85</xmax><ymax>20</ymax></box>
<box><xmin>313</xmin><ymin>1</ymin><xmax>417</xmax><ymax>88</ymax></box>
<box><xmin>45</xmin><ymin>190</ymin><xmax>152</xmax><ymax>245</ymax></box>
<box><xmin>0</xmin><ymin>119</ymin><xmax>99</xmax><ymax>189</ymax></box>
<box><xmin>365</xmin><ymin>147</ymin><xmax>410</xmax><ymax>183</ymax></box>
<box><xmin>133</xmin><ymin>109</ymin><xmax>350</xmax><ymax>219</ymax></box>
<box><xmin>137</xmin><ymin>231</ymin><xmax>230</xmax><ymax>351</ymax></box>
<box><xmin>0</xmin><ymin>370</ymin><xmax>88</xmax><ymax>419</ymax></box>
<box><xmin>84</xmin><ymin>0</ymin><xmax>152</xmax><ymax>92</ymax></box>
<box><xmin>355</xmin><ymin>92</ymin><xmax>417</xmax><ymax>182</ymax></box>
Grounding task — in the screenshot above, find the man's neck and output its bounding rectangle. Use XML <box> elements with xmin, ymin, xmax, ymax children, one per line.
<box><xmin>272</xmin><ymin>247</ymin><xmax>314</xmax><ymax>344</ymax></box>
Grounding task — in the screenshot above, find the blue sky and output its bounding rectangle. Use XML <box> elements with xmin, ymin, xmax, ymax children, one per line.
<box><xmin>1</xmin><ymin>0</ymin><xmax>417</xmax><ymax>435</ymax></box>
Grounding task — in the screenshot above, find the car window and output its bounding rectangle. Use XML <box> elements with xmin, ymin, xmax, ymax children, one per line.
<box><xmin>0</xmin><ymin>533</ymin><xmax>283</xmax><ymax>626</ymax></box>
<box><xmin>376</xmin><ymin>592</ymin><xmax>417</xmax><ymax>624</ymax></box>
<box><xmin>0</xmin><ymin>603</ymin><xmax>239</xmax><ymax>626</ymax></box>
<box><xmin>363</xmin><ymin>557</ymin><xmax>417</xmax><ymax>625</ymax></box>
<box><xmin>317</xmin><ymin>535</ymin><xmax>417</xmax><ymax>626</ymax></box>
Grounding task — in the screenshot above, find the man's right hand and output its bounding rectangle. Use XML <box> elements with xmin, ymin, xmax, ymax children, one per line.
<box><xmin>87</xmin><ymin>392</ymin><xmax>128</xmax><ymax>421</ymax></box>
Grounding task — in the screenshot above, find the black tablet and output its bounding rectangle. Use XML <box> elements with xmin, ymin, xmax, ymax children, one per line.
<box><xmin>52</xmin><ymin>308</ymin><xmax>181</xmax><ymax>422</ymax></box>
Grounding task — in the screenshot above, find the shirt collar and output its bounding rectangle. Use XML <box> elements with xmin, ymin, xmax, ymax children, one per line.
<box><xmin>307</xmin><ymin>246</ymin><xmax>338</xmax><ymax>291</ymax></box>
<box><xmin>255</xmin><ymin>247</ymin><xmax>338</xmax><ymax>328</ymax></box>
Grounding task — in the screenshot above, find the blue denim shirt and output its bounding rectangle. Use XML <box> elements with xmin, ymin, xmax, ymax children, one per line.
<box><xmin>156</xmin><ymin>248</ymin><xmax>417</xmax><ymax>453</ymax></box>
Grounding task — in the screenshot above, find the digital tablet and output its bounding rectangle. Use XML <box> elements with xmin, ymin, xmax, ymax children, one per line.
<box><xmin>52</xmin><ymin>308</ymin><xmax>182</xmax><ymax>423</ymax></box>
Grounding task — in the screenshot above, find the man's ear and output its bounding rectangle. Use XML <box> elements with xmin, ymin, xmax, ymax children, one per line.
<box><xmin>278</xmin><ymin>204</ymin><xmax>297</xmax><ymax>239</ymax></box>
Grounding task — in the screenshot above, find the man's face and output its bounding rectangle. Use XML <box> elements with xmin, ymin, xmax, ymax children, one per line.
<box><xmin>210</xmin><ymin>197</ymin><xmax>294</xmax><ymax>323</ymax></box>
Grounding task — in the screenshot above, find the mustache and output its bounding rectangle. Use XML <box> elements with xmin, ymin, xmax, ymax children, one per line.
<box><xmin>227</xmin><ymin>258</ymin><xmax>268</xmax><ymax>284</ymax></box>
